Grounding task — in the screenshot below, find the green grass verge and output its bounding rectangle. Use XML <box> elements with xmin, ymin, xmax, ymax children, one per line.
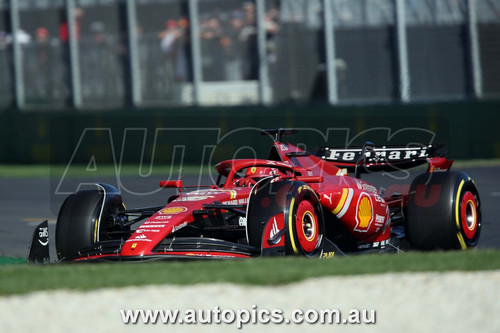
<box><xmin>1</xmin><ymin>250</ymin><xmax>499</xmax><ymax>296</ymax></box>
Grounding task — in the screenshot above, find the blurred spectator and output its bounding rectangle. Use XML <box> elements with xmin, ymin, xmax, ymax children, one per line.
<box><xmin>240</xmin><ymin>2</ymin><xmax>258</xmax><ymax>80</ymax></box>
<box><xmin>82</xmin><ymin>21</ymin><xmax>121</xmax><ymax>99</ymax></box>
<box><xmin>158</xmin><ymin>18</ymin><xmax>191</xmax><ymax>82</ymax></box>
<box><xmin>14</xmin><ymin>29</ymin><xmax>32</xmax><ymax>44</ymax></box>
<box><xmin>222</xmin><ymin>10</ymin><xmax>245</xmax><ymax>80</ymax></box>
<box><xmin>243</xmin><ymin>2</ymin><xmax>256</xmax><ymax>26</ymax></box>
<box><xmin>4</xmin><ymin>29</ymin><xmax>32</xmax><ymax>45</ymax></box>
<box><xmin>33</xmin><ymin>27</ymin><xmax>52</xmax><ymax>100</ymax></box>
<box><xmin>36</xmin><ymin>27</ymin><xmax>50</xmax><ymax>43</ymax></box>
<box><xmin>59</xmin><ymin>7</ymin><xmax>83</xmax><ymax>42</ymax></box>
<box><xmin>280</xmin><ymin>0</ymin><xmax>322</xmax><ymax>29</ymax></box>
<box><xmin>0</xmin><ymin>31</ymin><xmax>9</xmax><ymax>50</ymax></box>
<box><xmin>264</xmin><ymin>6</ymin><xmax>280</xmax><ymax>64</ymax></box>
<box><xmin>58</xmin><ymin>7</ymin><xmax>83</xmax><ymax>104</ymax></box>
<box><xmin>90</xmin><ymin>21</ymin><xmax>107</xmax><ymax>43</ymax></box>
<box><xmin>200</xmin><ymin>14</ymin><xmax>225</xmax><ymax>81</ymax></box>
<box><xmin>159</xmin><ymin>19</ymin><xmax>181</xmax><ymax>54</ymax></box>
<box><xmin>175</xmin><ymin>17</ymin><xmax>192</xmax><ymax>82</ymax></box>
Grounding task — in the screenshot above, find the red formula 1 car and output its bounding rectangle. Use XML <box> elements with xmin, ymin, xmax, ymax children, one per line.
<box><xmin>28</xmin><ymin>129</ymin><xmax>481</xmax><ymax>263</ymax></box>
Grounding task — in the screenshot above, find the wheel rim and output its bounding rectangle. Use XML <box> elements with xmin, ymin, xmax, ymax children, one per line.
<box><xmin>460</xmin><ymin>191</ymin><xmax>478</xmax><ymax>240</ymax></box>
<box><xmin>295</xmin><ymin>200</ymin><xmax>319</xmax><ymax>253</ymax></box>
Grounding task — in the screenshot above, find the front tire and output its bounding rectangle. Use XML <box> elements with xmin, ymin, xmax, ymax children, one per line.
<box><xmin>285</xmin><ymin>183</ymin><xmax>325</xmax><ymax>257</ymax></box>
<box><xmin>246</xmin><ymin>180</ymin><xmax>325</xmax><ymax>257</ymax></box>
<box><xmin>55</xmin><ymin>184</ymin><xmax>125</xmax><ymax>260</ymax></box>
<box><xmin>56</xmin><ymin>190</ymin><xmax>103</xmax><ymax>259</ymax></box>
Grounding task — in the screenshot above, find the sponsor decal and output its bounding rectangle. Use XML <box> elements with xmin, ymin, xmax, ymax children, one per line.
<box><xmin>361</xmin><ymin>183</ymin><xmax>377</xmax><ymax>194</ymax></box>
<box><xmin>354</xmin><ymin>193</ymin><xmax>373</xmax><ymax>232</ymax></box>
<box><xmin>141</xmin><ymin>224</ymin><xmax>166</xmax><ymax>228</ymax></box>
<box><xmin>172</xmin><ymin>221</ymin><xmax>188</xmax><ymax>233</ymax></box>
<box><xmin>179</xmin><ymin>195</ymin><xmax>215</xmax><ymax>202</ymax></box>
<box><xmin>125</xmin><ymin>235</ymin><xmax>152</xmax><ymax>243</ymax></box>
<box><xmin>125</xmin><ymin>238</ymin><xmax>152</xmax><ymax>243</ymax></box>
<box><xmin>160</xmin><ymin>207</ymin><xmax>187</xmax><ymax>215</ymax></box>
<box><xmin>131</xmin><ymin>243</ymin><xmax>137</xmax><ymax>249</ymax></box>
<box><xmin>322</xmin><ymin>251</ymin><xmax>335</xmax><ymax>259</ymax></box>
<box><xmin>155</xmin><ymin>215</ymin><xmax>172</xmax><ymax>219</ymax></box>
<box><xmin>335</xmin><ymin>168</ymin><xmax>347</xmax><ymax>176</ymax></box>
<box><xmin>357</xmin><ymin>239</ymin><xmax>389</xmax><ymax>249</ymax></box>
<box><xmin>323</xmin><ymin>146</ymin><xmax>430</xmax><ymax>162</ymax></box>
<box><xmin>374</xmin><ymin>194</ymin><xmax>385</xmax><ymax>203</ymax></box>
<box><xmin>430</xmin><ymin>166</ymin><xmax>449</xmax><ymax>173</ymax></box>
<box><xmin>38</xmin><ymin>227</ymin><xmax>49</xmax><ymax>246</ymax></box>
<box><xmin>297</xmin><ymin>184</ymin><xmax>313</xmax><ymax>194</ymax></box>
<box><xmin>238</xmin><ymin>217</ymin><xmax>247</xmax><ymax>226</ymax></box>
<box><xmin>279</xmin><ymin>144</ymin><xmax>288</xmax><ymax>151</ymax></box>
<box><xmin>135</xmin><ymin>234</ymin><xmax>147</xmax><ymax>239</ymax></box>
<box><xmin>222</xmin><ymin>198</ymin><xmax>248</xmax><ymax>205</ymax></box>
<box><xmin>136</xmin><ymin>228</ymin><xmax>162</xmax><ymax>233</ymax></box>
<box><xmin>269</xmin><ymin>217</ymin><xmax>282</xmax><ymax>243</ymax></box>
<box><xmin>190</xmin><ymin>189</ymin><xmax>238</xmax><ymax>199</ymax></box>
<box><xmin>323</xmin><ymin>193</ymin><xmax>333</xmax><ymax>205</ymax></box>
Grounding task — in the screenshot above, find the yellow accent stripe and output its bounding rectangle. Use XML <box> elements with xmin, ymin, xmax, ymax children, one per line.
<box><xmin>93</xmin><ymin>217</ymin><xmax>99</xmax><ymax>242</ymax></box>
<box><xmin>457</xmin><ymin>232</ymin><xmax>467</xmax><ymax>250</ymax></box>
<box><xmin>288</xmin><ymin>197</ymin><xmax>299</xmax><ymax>254</ymax></box>
<box><xmin>455</xmin><ymin>179</ymin><xmax>467</xmax><ymax>249</ymax></box>
<box><xmin>332</xmin><ymin>189</ymin><xmax>348</xmax><ymax>215</ymax></box>
<box><xmin>455</xmin><ymin>180</ymin><xmax>465</xmax><ymax>229</ymax></box>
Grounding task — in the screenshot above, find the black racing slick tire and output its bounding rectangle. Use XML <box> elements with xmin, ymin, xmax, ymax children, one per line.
<box><xmin>284</xmin><ymin>182</ymin><xmax>325</xmax><ymax>257</ymax></box>
<box><xmin>247</xmin><ymin>179</ymin><xmax>325</xmax><ymax>257</ymax></box>
<box><xmin>406</xmin><ymin>171</ymin><xmax>481</xmax><ymax>250</ymax></box>
<box><xmin>56</xmin><ymin>190</ymin><xmax>103</xmax><ymax>260</ymax></box>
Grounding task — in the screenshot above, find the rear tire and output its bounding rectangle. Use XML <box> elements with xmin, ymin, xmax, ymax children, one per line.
<box><xmin>406</xmin><ymin>171</ymin><xmax>481</xmax><ymax>250</ymax></box>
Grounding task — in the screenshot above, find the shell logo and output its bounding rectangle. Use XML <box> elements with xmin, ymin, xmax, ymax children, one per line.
<box><xmin>355</xmin><ymin>194</ymin><xmax>373</xmax><ymax>232</ymax></box>
<box><xmin>160</xmin><ymin>207</ymin><xmax>187</xmax><ymax>215</ymax></box>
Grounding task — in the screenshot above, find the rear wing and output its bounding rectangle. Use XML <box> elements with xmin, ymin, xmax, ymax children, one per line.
<box><xmin>315</xmin><ymin>143</ymin><xmax>449</xmax><ymax>174</ymax></box>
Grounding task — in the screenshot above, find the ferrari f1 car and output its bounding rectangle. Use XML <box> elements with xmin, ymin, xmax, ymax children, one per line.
<box><xmin>28</xmin><ymin>129</ymin><xmax>481</xmax><ymax>263</ymax></box>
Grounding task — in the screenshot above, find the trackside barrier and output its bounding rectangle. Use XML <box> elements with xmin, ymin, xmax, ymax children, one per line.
<box><xmin>0</xmin><ymin>101</ymin><xmax>499</xmax><ymax>164</ymax></box>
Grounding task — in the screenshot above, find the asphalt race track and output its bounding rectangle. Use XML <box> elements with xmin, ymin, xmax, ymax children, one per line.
<box><xmin>0</xmin><ymin>165</ymin><xmax>498</xmax><ymax>259</ymax></box>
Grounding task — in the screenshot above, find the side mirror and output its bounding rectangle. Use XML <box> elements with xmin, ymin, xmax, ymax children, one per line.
<box><xmin>159</xmin><ymin>180</ymin><xmax>184</xmax><ymax>189</ymax></box>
